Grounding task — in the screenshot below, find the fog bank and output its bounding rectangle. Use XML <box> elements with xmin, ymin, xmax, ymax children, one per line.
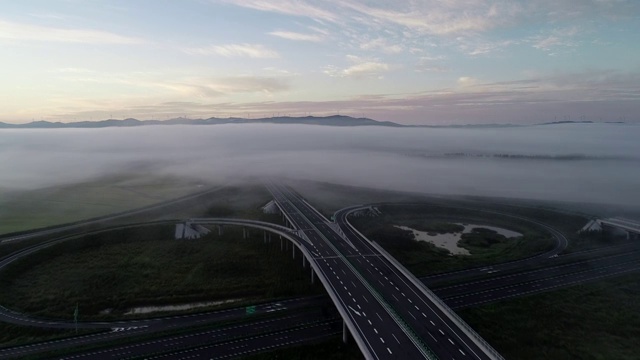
<box><xmin>1</xmin><ymin>123</ymin><xmax>639</xmax><ymax>208</ymax></box>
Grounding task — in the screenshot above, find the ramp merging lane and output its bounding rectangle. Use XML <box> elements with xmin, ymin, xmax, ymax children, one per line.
<box><xmin>268</xmin><ymin>183</ymin><xmax>502</xmax><ymax>360</ymax></box>
<box><xmin>267</xmin><ymin>184</ymin><xmax>429</xmax><ymax>359</ymax></box>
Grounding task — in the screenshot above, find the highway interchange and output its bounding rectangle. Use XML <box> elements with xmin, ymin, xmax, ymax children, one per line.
<box><xmin>0</xmin><ymin>184</ymin><xmax>639</xmax><ymax>359</ymax></box>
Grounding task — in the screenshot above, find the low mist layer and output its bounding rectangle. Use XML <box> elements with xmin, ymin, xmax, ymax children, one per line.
<box><xmin>1</xmin><ymin>123</ymin><xmax>639</xmax><ymax>208</ymax></box>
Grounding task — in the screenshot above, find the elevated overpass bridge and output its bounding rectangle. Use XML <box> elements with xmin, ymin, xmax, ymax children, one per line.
<box><xmin>599</xmin><ymin>218</ymin><xmax>640</xmax><ymax>240</ymax></box>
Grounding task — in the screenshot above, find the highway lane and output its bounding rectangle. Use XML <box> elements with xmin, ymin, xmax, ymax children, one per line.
<box><xmin>273</xmin><ymin>184</ymin><xmax>498</xmax><ymax>360</ymax></box>
<box><xmin>423</xmin><ymin>241</ymin><xmax>640</xmax><ymax>288</ymax></box>
<box><xmin>149</xmin><ymin>321</ymin><xmax>341</xmax><ymax>360</ymax></box>
<box><xmin>444</xmin><ymin>260</ymin><xmax>640</xmax><ymax>309</ymax></box>
<box><xmin>54</xmin><ymin>310</ymin><xmax>340</xmax><ymax>360</ymax></box>
<box><xmin>433</xmin><ymin>249</ymin><xmax>640</xmax><ymax>300</ymax></box>
<box><xmin>0</xmin><ymin>297</ymin><xmax>330</xmax><ymax>359</ymax></box>
<box><xmin>269</xmin><ymin>184</ymin><xmax>429</xmax><ymax>359</ymax></box>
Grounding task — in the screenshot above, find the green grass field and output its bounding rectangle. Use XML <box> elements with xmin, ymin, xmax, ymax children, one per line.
<box><xmin>0</xmin><ymin>224</ymin><xmax>320</xmax><ymax>323</ymax></box>
<box><xmin>459</xmin><ymin>274</ymin><xmax>640</xmax><ymax>360</ymax></box>
<box><xmin>0</xmin><ymin>172</ymin><xmax>215</xmax><ymax>235</ymax></box>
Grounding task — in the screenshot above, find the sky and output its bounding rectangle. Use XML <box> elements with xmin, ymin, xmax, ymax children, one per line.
<box><xmin>0</xmin><ymin>0</ymin><xmax>639</xmax><ymax>125</ymax></box>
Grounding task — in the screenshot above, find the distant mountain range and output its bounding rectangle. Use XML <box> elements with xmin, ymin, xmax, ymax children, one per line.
<box><xmin>0</xmin><ymin>115</ymin><xmax>403</xmax><ymax>129</ymax></box>
<box><xmin>0</xmin><ymin>116</ymin><xmax>625</xmax><ymax>129</ymax></box>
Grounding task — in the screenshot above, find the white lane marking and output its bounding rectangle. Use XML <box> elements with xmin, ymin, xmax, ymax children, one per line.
<box><xmin>380</xmin><ymin>337</ymin><xmax>385</xmax><ymax>344</ymax></box>
<box><xmin>387</xmin><ymin>348</ymin><xmax>392</xmax><ymax>354</ymax></box>
<box><xmin>439</xmin><ymin>329</ymin><xmax>444</xmax><ymax>335</ymax></box>
<box><xmin>430</xmin><ymin>321</ymin><xmax>435</xmax><ymax>326</ymax></box>
<box><xmin>392</xmin><ymin>334</ymin><xmax>400</xmax><ymax>344</ymax></box>
<box><xmin>368</xmin><ymin>320</ymin><xmax>372</xmax><ymax>325</ymax></box>
<box><xmin>348</xmin><ymin>306</ymin><xmax>361</xmax><ymax>317</ymax></box>
<box><xmin>428</xmin><ymin>332</ymin><xmax>438</xmax><ymax>342</ymax></box>
<box><xmin>459</xmin><ymin>349</ymin><xmax>466</xmax><ymax>356</ymax></box>
<box><xmin>374</xmin><ymin>328</ymin><xmax>378</xmax><ymax>334</ymax></box>
<box><xmin>448</xmin><ymin>338</ymin><xmax>454</xmax><ymax>345</ymax></box>
<box><xmin>422</xmin><ymin>312</ymin><xmax>427</xmax><ymax>318</ymax></box>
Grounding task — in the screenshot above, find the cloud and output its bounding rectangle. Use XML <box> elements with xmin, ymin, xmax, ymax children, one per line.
<box><xmin>531</xmin><ymin>27</ymin><xmax>580</xmax><ymax>52</ymax></box>
<box><xmin>268</xmin><ymin>31</ymin><xmax>324</xmax><ymax>42</ymax></box>
<box><xmin>0</xmin><ymin>20</ymin><xmax>144</xmax><ymax>44</ymax></box>
<box><xmin>154</xmin><ymin>75</ymin><xmax>291</xmax><ymax>98</ymax></box>
<box><xmin>336</xmin><ymin>1</ymin><xmax>518</xmax><ymax>36</ymax></box>
<box><xmin>219</xmin><ymin>0</ymin><xmax>338</xmax><ymax>22</ymax></box>
<box><xmin>457</xmin><ymin>77</ymin><xmax>479</xmax><ymax>87</ymax></box>
<box><xmin>12</xmin><ymin>64</ymin><xmax>640</xmax><ymax>126</ymax></box>
<box><xmin>415</xmin><ymin>56</ymin><xmax>448</xmax><ymax>73</ymax></box>
<box><xmin>324</xmin><ymin>55</ymin><xmax>391</xmax><ymax>78</ymax></box>
<box><xmin>184</xmin><ymin>43</ymin><xmax>279</xmax><ymax>58</ymax></box>
<box><xmin>343</xmin><ymin>62</ymin><xmax>390</xmax><ymax>77</ymax></box>
<box><xmin>360</xmin><ymin>38</ymin><xmax>403</xmax><ymax>54</ymax></box>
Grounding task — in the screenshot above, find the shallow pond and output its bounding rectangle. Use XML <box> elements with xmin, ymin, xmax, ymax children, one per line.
<box><xmin>120</xmin><ymin>298</ymin><xmax>244</xmax><ymax>315</ymax></box>
<box><xmin>394</xmin><ymin>223</ymin><xmax>522</xmax><ymax>256</ymax></box>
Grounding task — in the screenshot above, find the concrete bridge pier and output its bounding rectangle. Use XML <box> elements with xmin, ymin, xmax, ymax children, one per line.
<box><xmin>280</xmin><ymin>236</ymin><xmax>283</xmax><ymax>251</ymax></box>
<box><xmin>263</xmin><ymin>231</ymin><xmax>267</xmax><ymax>243</ymax></box>
<box><xmin>302</xmin><ymin>255</ymin><xmax>306</xmax><ymax>268</ymax></box>
<box><xmin>292</xmin><ymin>245</ymin><xmax>296</xmax><ymax>259</ymax></box>
<box><xmin>310</xmin><ymin>267</ymin><xmax>315</xmax><ymax>284</ymax></box>
<box><xmin>217</xmin><ymin>225</ymin><xmax>223</xmax><ymax>236</ymax></box>
<box><xmin>243</xmin><ymin>227</ymin><xmax>247</xmax><ymax>239</ymax></box>
<box><xmin>342</xmin><ymin>321</ymin><xmax>349</xmax><ymax>343</ymax></box>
